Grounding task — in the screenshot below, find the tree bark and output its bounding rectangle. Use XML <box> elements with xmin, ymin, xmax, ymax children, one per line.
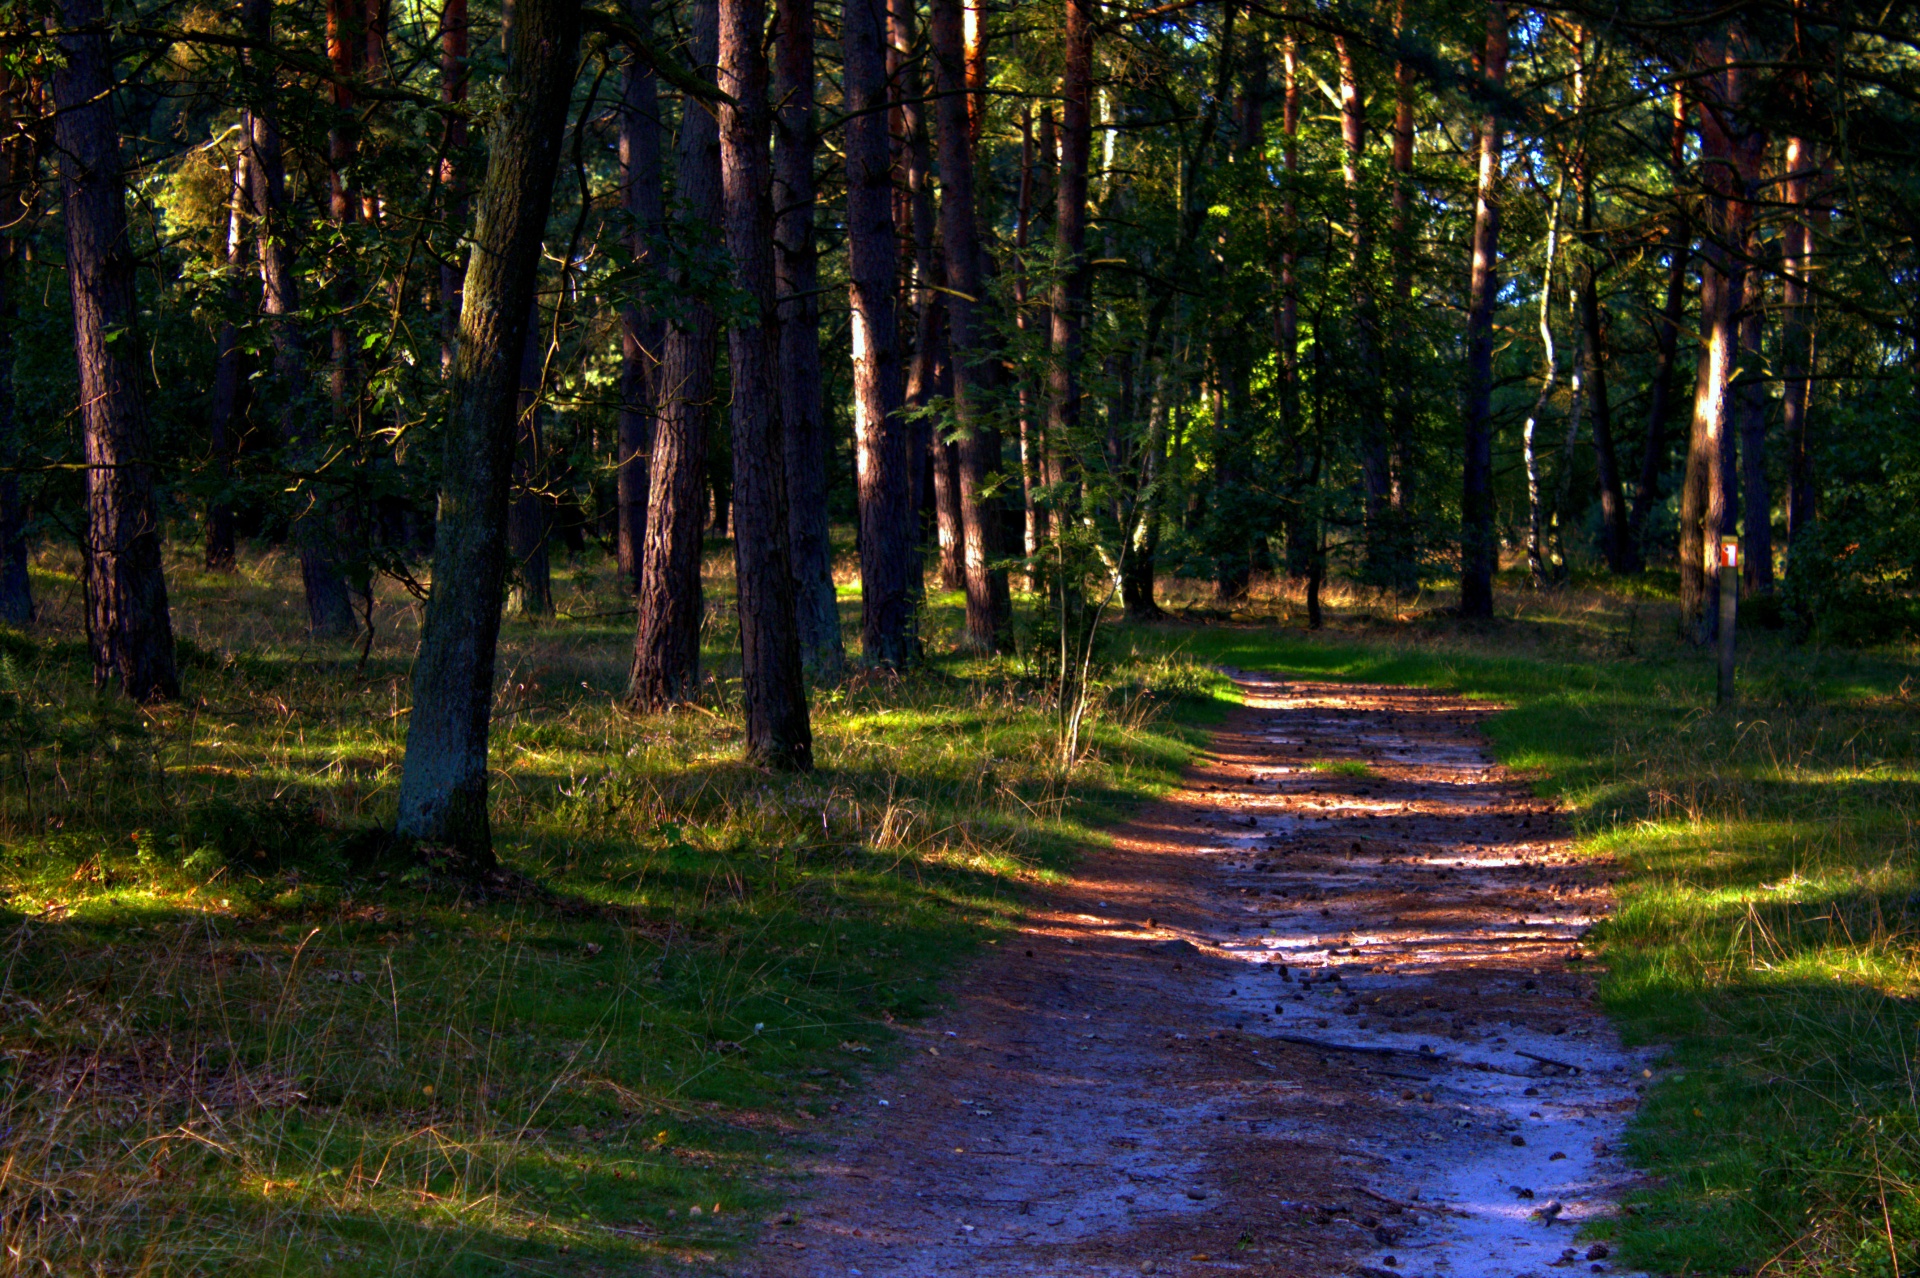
<box><xmin>1333</xmin><ymin>36</ymin><xmax>1394</xmax><ymax>585</ymax></box>
<box><xmin>1629</xmin><ymin>88</ymin><xmax>1690</xmax><ymax>564</ymax></box>
<box><xmin>510</xmin><ymin>307</ymin><xmax>554</xmax><ymax>615</ymax></box>
<box><xmin>1678</xmin><ymin>264</ymin><xmax>1718</xmax><ymax>638</ymax></box>
<box><xmin>0</xmin><ymin>122</ymin><xmax>29</xmax><ymax>625</ymax></box>
<box><xmin>52</xmin><ymin>0</ymin><xmax>178</xmax><ymax>697</ymax></box>
<box><xmin>630</xmin><ymin>0</ymin><xmax>722</xmax><ymax>706</ymax></box>
<box><xmin>617</xmin><ymin>0</ymin><xmax>665</xmax><ymax>592</ymax></box>
<box><xmin>1279</xmin><ymin>33</ymin><xmax>1310</xmax><ymax>580</ymax></box>
<box><xmin>206</xmin><ymin>145</ymin><xmax>249</xmax><ymax>573</ymax></box>
<box><xmin>931</xmin><ymin>0</ymin><xmax>1011</xmax><ymax>651</ymax></box>
<box><xmin>1014</xmin><ymin>106</ymin><xmax>1045</xmax><ymax>579</ymax></box>
<box><xmin>395</xmin><ymin>0</ymin><xmax>582</xmax><ymax>858</ymax></box>
<box><xmin>1782</xmin><ymin>135</ymin><xmax>1821</xmax><ymax>563</ymax></box>
<box><xmin>1458</xmin><ymin>3</ymin><xmax>1507</xmax><ymax>620</ymax></box>
<box><xmin>719</xmin><ymin>0</ymin><xmax>813</xmax><ymax>768</ymax></box>
<box><xmin>440</xmin><ymin>0</ymin><xmax>468</xmax><ymax>374</ymax></box>
<box><xmin>1577</xmin><ymin>188</ymin><xmax>1630</xmax><ymax>574</ymax></box>
<box><xmin>844</xmin><ymin>0</ymin><xmax>915</xmax><ymax>666</ymax></box>
<box><xmin>1047</xmin><ymin>0</ymin><xmax>1093</xmax><ymax>513</ymax></box>
<box><xmin>774</xmin><ymin>0</ymin><xmax>843</xmax><ymax>675</ymax></box>
<box><xmin>1386</xmin><ymin>0</ymin><xmax>1416</xmax><ymax>520</ymax></box>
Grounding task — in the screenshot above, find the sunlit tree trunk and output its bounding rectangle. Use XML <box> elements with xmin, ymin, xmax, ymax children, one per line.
<box><xmin>774</xmin><ymin>0</ymin><xmax>843</xmax><ymax>674</ymax></box>
<box><xmin>52</xmin><ymin>0</ymin><xmax>178</xmax><ymax>698</ymax></box>
<box><xmin>1047</xmin><ymin>0</ymin><xmax>1092</xmax><ymax>505</ymax></box>
<box><xmin>1458</xmin><ymin>3</ymin><xmax>1507</xmax><ymax>620</ymax></box>
<box><xmin>1782</xmin><ymin>135</ymin><xmax>1823</xmax><ymax>566</ymax></box>
<box><xmin>617</xmin><ymin>0</ymin><xmax>665</xmax><ymax>591</ymax></box>
<box><xmin>630</xmin><ymin>0</ymin><xmax>721</xmax><ymax>706</ymax></box>
<box><xmin>396</xmin><ymin>0</ymin><xmax>582</xmax><ymax>858</ymax></box>
<box><xmin>844</xmin><ymin>0</ymin><xmax>915</xmax><ymax>665</ymax></box>
<box><xmin>932</xmin><ymin>0</ymin><xmax>1011</xmax><ymax>651</ymax></box>
<box><xmin>206</xmin><ymin>146</ymin><xmax>249</xmax><ymax>573</ymax></box>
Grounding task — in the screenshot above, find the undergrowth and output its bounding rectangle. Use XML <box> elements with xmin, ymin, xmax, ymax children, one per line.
<box><xmin>0</xmin><ymin>545</ymin><xmax>1221</xmax><ymax>1275</ymax></box>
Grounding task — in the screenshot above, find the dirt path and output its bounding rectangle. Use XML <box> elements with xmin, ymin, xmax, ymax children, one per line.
<box><xmin>746</xmin><ymin>673</ymin><xmax>1654</xmax><ymax>1278</ymax></box>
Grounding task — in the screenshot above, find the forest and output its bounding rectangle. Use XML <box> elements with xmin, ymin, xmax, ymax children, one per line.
<box><xmin>1</xmin><ymin>0</ymin><xmax>1918</xmax><ymax>1272</ymax></box>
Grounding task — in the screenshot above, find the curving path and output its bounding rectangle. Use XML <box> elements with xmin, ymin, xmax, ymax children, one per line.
<box><xmin>746</xmin><ymin>672</ymin><xmax>1655</xmax><ymax>1278</ymax></box>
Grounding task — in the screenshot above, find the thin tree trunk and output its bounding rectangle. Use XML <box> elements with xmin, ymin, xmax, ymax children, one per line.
<box><xmin>1678</xmin><ymin>265</ymin><xmax>1717</xmax><ymax>638</ymax></box>
<box><xmin>774</xmin><ymin>0</ymin><xmax>843</xmax><ymax>675</ymax></box>
<box><xmin>1387</xmin><ymin>0</ymin><xmax>1416</xmax><ymax>519</ymax></box>
<box><xmin>844</xmin><ymin>0</ymin><xmax>914</xmax><ymax>666</ymax></box>
<box><xmin>1522</xmin><ymin>176</ymin><xmax>1564</xmax><ymax>591</ymax></box>
<box><xmin>1048</xmin><ymin>0</ymin><xmax>1092</xmax><ymax>508</ymax></box>
<box><xmin>1688</xmin><ymin>34</ymin><xmax>1748</xmax><ymax>642</ymax></box>
<box><xmin>1630</xmin><ymin>96</ymin><xmax>1689</xmax><ymax>558</ymax></box>
<box><xmin>1781</xmin><ymin>135</ymin><xmax>1821</xmax><ymax>563</ymax></box>
<box><xmin>617</xmin><ymin>0</ymin><xmax>665</xmax><ymax>592</ymax></box>
<box><xmin>1120</xmin><ymin>367</ymin><xmax>1167</xmax><ymax>619</ymax></box>
<box><xmin>510</xmin><ymin>307</ymin><xmax>553</xmax><ymax>615</ymax></box>
<box><xmin>53</xmin><ymin>0</ymin><xmax>178</xmax><ymax>698</ymax></box>
<box><xmin>932</xmin><ymin>0</ymin><xmax>1010</xmax><ymax>651</ymax></box>
<box><xmin>0</xmin><ymin>109</ymin><xmax>30</xmax><ymax>625</ymax></box>
<box><xmin>1577</xmin><ymin>185</ymin><xmax>1630</xmax><ymax>574</ymax></box>
<box><xmin>440</xmin><ymin>0</ymin><xmax>468</xmax><ymax>374</ymax></box>
<box><xmin>630</xmin><ymin>0</ymin><xmax>721</xmax><ymax>706</ymax></box>
<box><xmin>1333</xmin><ymin>36</ymin><xmax>1393</xmax><ymax>584</ymax></box>
<box><xmin>1014</xmin><ymin>106</ymin><xmax>1044</xmax><ymax>580</ymax></box>
<box><xmin>1279</xmin><ymin>32</ymin><xmax>1309</xmax><ymax>579</ymax></box>
<box><xmin>720</xmin><ymin>0</ymin><xmax>812</xmax><ymax>767</ymax></box>
<box><xmin>245</xmin><ymin>0</ymin><xmax>352</xmax><ymax>637</ymax></box>
<box><xmin>206</xmin><ymin>145</ymin><xmax>249</xmax><ymax>573</ymax></box>
<box><xmin>933</xmin><ymin>432</ymin><xmax>964</xmax><ymax>590</ymax></box>
<box><xmin>1458</xmin><ymin>3</ymin><xmax>1507</xmax><ymax>620</ymax></box>
<box><xmin>395</xmin><ymin>0</ymin><xmax>582</xmax><ymax>858</ymax></box>
<box><xmin>1737</xmin><ymin>271</ymin><xmax>1772</xmax><ymax>594</ymax></box>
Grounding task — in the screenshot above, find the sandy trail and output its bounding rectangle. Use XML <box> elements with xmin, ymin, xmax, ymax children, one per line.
<box><xmin>746</xmin><ymin>673</ymin><xmax>1654</xmax><ymax>1278</ymax></box>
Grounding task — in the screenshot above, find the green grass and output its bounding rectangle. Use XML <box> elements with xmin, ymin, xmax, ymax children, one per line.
<box><xmin>0</xmin><ymin>545</ymin><xmax>1223</xmax><ymax>1275</ymax></box>
<box><xmin>1307</xmin><ymin>758</ymin><xmax>1376</xmax><ymax>779</ymax></box>
<box><xmin>1128</xmin><ymin>580</ymin><xmax>1920</xmax><ymax>1277</ymax></box>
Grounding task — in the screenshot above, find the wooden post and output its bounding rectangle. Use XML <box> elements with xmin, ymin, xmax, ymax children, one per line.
<box><xmin>1717</xmin><ymin>533</ymin><xmax>1738</xmax><ymax>704</ymax></box>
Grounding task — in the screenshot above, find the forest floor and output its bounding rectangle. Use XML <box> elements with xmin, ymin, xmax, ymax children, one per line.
<box><xmin>745</xmin><ymin>671</ymin><xmax>1650</xmax><ymax>1278</ymax></box>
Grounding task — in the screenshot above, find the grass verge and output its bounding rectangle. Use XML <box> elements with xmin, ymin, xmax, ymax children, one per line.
<box><xmin>0</xmin><ymin>547</ymin><xmax>1222</xmax><ymax>1275</ymax></box>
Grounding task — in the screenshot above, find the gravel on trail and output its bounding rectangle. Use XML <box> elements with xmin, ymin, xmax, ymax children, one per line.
<box><xmin>744</xmin><ymin>672</ymin><xmax>1656</xmax><ymax>1278</ymax></box>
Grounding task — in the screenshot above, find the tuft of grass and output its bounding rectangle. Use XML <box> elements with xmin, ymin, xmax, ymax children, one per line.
<box><xmin>0</xmin><ymin>544</ymin><xmax>1215</xmax><ymax>1275</ymax></box>
<box><xmin>1128</xmin><ymin>576</ymin><xmax>1920</xmax><ymax>1277</ymax></box>
<box><xmin>1307</xmin><ymin>758</ymin><xmax>1375</xmax><ymax>779</ymax></box>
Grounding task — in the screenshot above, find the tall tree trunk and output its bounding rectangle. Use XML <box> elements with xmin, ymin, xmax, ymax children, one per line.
<box><xmin>1333</xmin><ymin>36</ymin><xmax>1393</xmax><ymax>584</ymax></box>
<box><xmin>300</xmin><ymin>0</ymin><xmax>359</xmax><ymax>639</ymax></box>
<box><xmin>774</xmin><ymin>0</ymin><xmax>843</xmax><ymax>674</ymax></box>
<box><xmin>1120</xmin><ymin>366</ymin><xmax>1166</xmax><ymax>619</ymax></box>
<box><xmin>1279</xmin><ymin>32</ymin><xmax>1309</xmax><ymax>579</ymax></box>
<box><xmin>844</xmin><ymin>0</ymin><xmax>914</xmax><ymax>665</ymax></box>
<box><xmin>719</xmin><ymin>0</ymin><xmax>813</xmax><ymax>767</ymax></box>
<box><xmin>1047</xmin><ymin>0</ymin><xmax>1092</xmax><ymax>510</ymax></box>
<box><xmin>0</xmin><ymin>110</ymin><xmax>30</xmax><ymax>625</ymax></box>
<box><xmin>206</xmin><ymin>145</ymin><xmax>248</xmax><ymax>573</ymax></box>
<box><xmin>932</xmin><ymin>0</ymin><xmax>1011</xmax><ymax>651</ymax></box>
<box><xmin>1630</xmin><ymin>92</ymin><xmax>1690</xmax><ymax>560</ymax></box>
<box><xmin>1782</xmin><ymin>135</ymin><xmax>1821</xmax><ymax>564</ymax></box>
<box><xmin>1687</xmin><ymin>33</ymin><xmax>1749</xmax><ymax>642</ymax></box>
<box><xmin>510</xmin><ymin>308</ymin><xmax>553</xmax><ymax>615</ymax></box>
<box><xmin>617</xmin><ymin>0</ymin><xmax>665</xmax><ymax>592</ymax></box>
<box><xmin>240</xmin><ymin>0</ymin><xmax>348</xmax><ymax>638</ymax></box>
<box><xmin>440</xmin><ymin>0</ymin><xmax>468</xmax><ymax>373</ymax></box>
<box><xmin>630</xmin><ymin>0</ymin><xmax>721</xmax><ymax>705</ymax></box>
<box><xmin>1521</xmin><ymin>177</ymin><xmax>1564</xmax><ymax>591</ymax></box>
<box><xmin>1386</xmin><ymin>0</ymin><xmax>1416</xmax><ymax>522</ymax></box>
<box><xmin>52</xmin><ymin>0</ymin><xmax>178</xmax><ymax>697</ymax></box>
<box><xmin>395</xmin><ymin>0</ymin><xmax>582</xmax><ymax>858</ymax></box>
<box><xmin>1458</xmin><ymin>3</ymin><xmax>1507</xmax><ymax>620</ymax></box>
<box><xmin>1577</xmin><ymin>180</ymin><xmax>1630</xmax><ymax>574</ymax></box>
<box><xmin>1734</xmin><ymin>124</ymin><xmax>1773</xmax><ymax>596</ymax></box>
<box><xmin>933</xmin><ymin>432</ymin><xmax>964</xmax><ymax>590</ymax></box>
<box><xmin>1678</xmin><ymin>265</ymin><xmax>1718</xmax><ymax>638</ymax></box>
<box><xmin>1014</xmin><ymin>106</ymin><xmax>1045</xmax><ymax>579</ymax></box>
